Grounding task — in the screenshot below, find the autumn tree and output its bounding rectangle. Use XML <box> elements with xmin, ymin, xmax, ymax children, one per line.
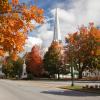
<box><xmin>65</xmin><ymin>23</ymin><xmax>100</xmax><ymax>79</ymax></box>
<box><xmin>2</xmin><ymin>56</ymin><xmax>23</xmax><ymax>78</ymax></box>
<box><xmin>0</xmin><ymin>0</ymin><xmax>44</xmax><ymax>61</ymax></box>
<box><xmin>43</xmin><ymin>42</ymin><xmax>66</xmax><ymax>79</ymax></box>
<box><xmin>26</xmin><ymin>45</ymin><xmax>43</xmax><ymax>78</ymax></box>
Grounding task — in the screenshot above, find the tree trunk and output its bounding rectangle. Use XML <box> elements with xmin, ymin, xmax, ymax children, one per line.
<box><xmin>78</xmin><ymin>62</ymin><xmax>83</xmax><ymax>79</ymax></box>
<box><xmin>5</xmin><ymin>74</ymin><xmax>7</xmax><ymax>79</ymax></box>
<box><xmin>78</xmin><ymin>70</ymin><xmax>83</xmax><ymax>79</ymax></box>
<box><xmin>58</xmin><ymin>73</ymin><xmax>60</xmax><ymax>80</ymax></box>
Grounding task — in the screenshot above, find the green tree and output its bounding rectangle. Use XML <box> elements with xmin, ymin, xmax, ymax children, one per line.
<box><xmin>13</xmin><ymin>57</ymin><xmax>23</xmax><ymax>79</ymax></box>
<box><xmin>2</xmin><ymin>57</ymin><xmax>23</xmax><ymax>79</ymax></box>
<box><xmin>2</xmin><ymin>60</ymin><xmax>14</xmax><ymax>78</ymax></box>
<box><xmin>43</xmin><ymin>42</ymin><xmax>66</xmax><ymax>79</ymax></box>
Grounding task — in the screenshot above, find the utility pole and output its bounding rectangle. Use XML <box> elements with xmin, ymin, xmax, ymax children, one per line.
<box><xmin>70</xmin><ymin>45</ymin><xmax>74</xmax><ymax>86</ymax></box>
<box><xmin>71</xmin><ymin>61</ymin><xmax>74</xmax><ymax>86</ymax></box>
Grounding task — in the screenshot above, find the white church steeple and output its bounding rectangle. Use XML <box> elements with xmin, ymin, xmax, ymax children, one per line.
<box><xmin>53</xmin><ymin>8</ymin><xmax>62</xmax><ymax>43</ymax></box>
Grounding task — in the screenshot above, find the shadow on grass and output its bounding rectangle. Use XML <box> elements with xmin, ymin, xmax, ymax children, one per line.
<box><xmin>41</xmin><ymin>90</ymin><xmax>100</xmax><ymax>96</ymax></box>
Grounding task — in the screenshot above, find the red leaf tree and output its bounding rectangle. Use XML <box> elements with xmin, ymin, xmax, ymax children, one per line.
<box><xmin>26</xmin><ymin>45</ymin><xmax>43</xmax><ymax>77</ymax></box>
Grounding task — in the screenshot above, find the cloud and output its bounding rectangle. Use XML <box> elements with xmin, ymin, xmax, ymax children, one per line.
<box><xmin>36</xmin><ymin>22</ymin><xmax>53</xmax><ymax>47</ymax></box>
<box><xmin>19</xmin><ymin>36</ymin><xmax>43</xmax><ymax>57</ymax></box>
<box><xmin>26</xmin><ymin>0</ymin><xmax>100</xmax><ymax>49</ymax></box>
<box><xmin>70</xmin><ymin>0</ymin><xmax>100</xmax><ymax>26</ymax></box>
<box><xmin>51</xmin><ymin>8</ymin><xmax>75</xmax><ymax>23</ymax></box>
<box><xmin>48</xmin><ymin>0</ymin><xmax>100</xmax><ymax>42</ymax></box>
<box><xmin>24</xmin><ymin>36</ymin><xmax>43</xmax><ymax>52</ymax></box>
<box><xmin>51</xmin><ymin>8</ymin><xmax>77</xmax><ymax>39</ymax></box>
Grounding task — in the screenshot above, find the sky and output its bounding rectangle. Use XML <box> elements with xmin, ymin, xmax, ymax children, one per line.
<box><xmin>18</xmin><ymin>0</ymin><xmax>100</xmax><ymax>52</ymax></box>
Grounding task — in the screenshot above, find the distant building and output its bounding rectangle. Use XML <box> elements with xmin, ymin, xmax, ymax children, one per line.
<box><xmin>82</xmin><ymin>69</ymin><xmax>100</xmax><ymax>79</ymax></box>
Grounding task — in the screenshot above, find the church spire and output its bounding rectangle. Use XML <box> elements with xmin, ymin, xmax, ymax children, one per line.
<box><xmin>53</xmin><ymin>8</ymin><xmax>62</xmax><ymax>43</ymax></box>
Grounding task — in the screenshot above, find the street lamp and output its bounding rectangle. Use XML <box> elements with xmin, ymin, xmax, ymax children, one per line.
<box><xmin>71</xmin><ymin>61</ymin><xmax>74</xmax><ymax>86</ymax></box>
<box><xmin>69</xmin><ymin>45</ymin><xmax>74</xmax><ymax>86</ymax></box>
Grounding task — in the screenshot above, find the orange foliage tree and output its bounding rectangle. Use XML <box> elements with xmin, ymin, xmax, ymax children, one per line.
<box><xmin>0</xmin><ymin>0</ymin><xmax>44</xmax><ymax>60</ymax></box>
<box><xmin>26</xmin><ymin>45</ymin><xmax>43</xmax><ymax>77</ymax></box>
<box><xmin>65</xmin><ymin>23</ymin><xmax>100</xmax><ymax>78</ymax></box>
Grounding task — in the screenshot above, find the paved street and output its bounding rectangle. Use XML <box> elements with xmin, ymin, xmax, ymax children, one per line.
<box><xmin>0</xmin><ymin>79</ymin><xmax>100</xmax><ymax>100</ymax></box>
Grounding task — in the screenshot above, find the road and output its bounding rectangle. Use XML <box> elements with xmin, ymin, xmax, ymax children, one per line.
<box><xmin>0</xmin><ymin>79</ymin><xmax>100</xmax><ymax>100</ymax></box>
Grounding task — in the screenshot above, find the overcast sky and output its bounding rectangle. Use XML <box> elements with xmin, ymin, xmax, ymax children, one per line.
<box><xmin>18</xmin><ymin>0</ymin><xmax>100</xmax><ymax>52</ymax></box>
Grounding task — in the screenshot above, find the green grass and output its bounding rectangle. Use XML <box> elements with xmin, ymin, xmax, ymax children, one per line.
<box><xmin>59</xmin><ymin>85</ymin><xmax>100</xmax><ymax>94</ymax></box>
<box><xmin>59</xmin><ymin>85</ymin><xmax>82</xmax><ymax>90</ymax></box>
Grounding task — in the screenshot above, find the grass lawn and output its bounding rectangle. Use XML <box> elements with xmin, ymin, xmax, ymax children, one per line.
<box><xmin>59</xmin><ymin>85</ymin><xmax>100</xmax><ymax>94</ymax></box>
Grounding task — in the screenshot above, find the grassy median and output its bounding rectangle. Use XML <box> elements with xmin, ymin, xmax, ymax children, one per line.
<box><xmin>59</xmin><ymin>85</ymin><xmax>100</xmax><ymax>94</ymax></box>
